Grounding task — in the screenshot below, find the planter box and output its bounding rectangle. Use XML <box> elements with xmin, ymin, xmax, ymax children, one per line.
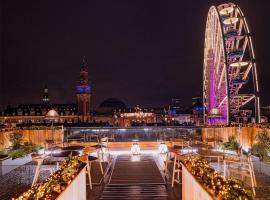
<box><xmin>182</xmin><ymin>164</ymin><xmax>213</xmax><ymax>200</ymax></box>
<box><xmin>251</xmin><ymin>155</ymin><xmax>270</xmax><ymax>176</ymax></box>
<box><xmin>0</xmin><ymin>155</ymin><xmax>9</xmax><ymax>161</ymax></box>
<box><xmin>0</xmin><ymin>154</ymin><xmax>32</xmax><ymax>176</ymax></box>
<box><xmin>0</xmin><ymin>149</ymin><xmax>44</xmax><ymax>176</ymax></box>
<box><xmin>56</xmin><ymin>166</ymin><xmax>86</xmax><ymax>200</ymax></box>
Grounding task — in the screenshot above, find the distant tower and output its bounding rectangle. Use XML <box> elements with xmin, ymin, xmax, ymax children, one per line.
<box><xmin>76</xmin><ymin>58</ymin><xmax>91</xmax><ymax>122</ymax></box>
<box><xmin>42</xmin><ymin>85</ymin><xmax>50</xmax><ymax>104</ymax></box>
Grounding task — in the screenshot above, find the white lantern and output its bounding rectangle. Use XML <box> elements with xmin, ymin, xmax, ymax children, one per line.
<box><xmin>158</xmin><ymin>142</ymin><xmax>168</xmax><ymax>154</ymax></box>
<box><xmin>131</xmin><ymin>142</ymin><xmax>140</xmax><ymax>155</ymax></box>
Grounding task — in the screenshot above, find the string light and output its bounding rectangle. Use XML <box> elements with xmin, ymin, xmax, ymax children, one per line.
<box><xmin>13</xmin><ymin>157</ymin><xmax>85</xmax><ymax>200</ymax></box>
<box><xmin>182</xmin><ymin>156</ymin><xmax>254</xmax><ymax>200</ymax></box>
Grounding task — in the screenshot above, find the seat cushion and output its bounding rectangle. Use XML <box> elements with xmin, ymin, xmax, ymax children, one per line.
<box><xmin>52</xmin><ymin>151</ymin><xmax>80</xmax><ymax>158</ymax></box>
<box><xmin>91</xmin><ymin>144</ymin><xmax>106</xmax><ymax>149</ymax></box>
<box><xmin>173</xmin><ymin>145</ymin><xmax>182</xmax><ymax>150</ymax></box>
<box><xmin>62</xmin><ymin>145</ymin><xmax>84</xmax><ymax>151</ymax></box>
<box><xmin>88</xmin><ymin>155</ymin><xmax>98</xmax><ymax>161</ymax></box>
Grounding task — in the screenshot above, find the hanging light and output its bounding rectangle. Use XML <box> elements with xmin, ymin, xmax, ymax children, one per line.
<box><xmin>131</xmin><ymin>141</ymin><xmax>140</xmax><ymax>155</ymax></box>
<box><xmin>158</xmin><ymin>142</ymin><xmax>168</xmax><ymax>154</ymax></box>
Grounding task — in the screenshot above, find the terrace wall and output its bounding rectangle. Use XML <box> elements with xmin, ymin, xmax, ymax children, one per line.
<box><xmin>1</xmin><ymin>126</ymin><xmax>269</xmax><ymax>150</ymax></box>
<box><xmin>0</xmin><ymin>129</ymin><xmax>63</xmax><ymax>149</ymax></box>
<box><xmin>202</xmin><ymin>127</ymin><xmax>268</xmax><ymax>151</ymax></box>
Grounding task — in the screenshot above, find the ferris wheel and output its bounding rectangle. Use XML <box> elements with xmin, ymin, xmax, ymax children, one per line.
<box><xmin>203</xmin><ymin>3</ymin><xmax>260</xmax><ymax>125</ymax></box>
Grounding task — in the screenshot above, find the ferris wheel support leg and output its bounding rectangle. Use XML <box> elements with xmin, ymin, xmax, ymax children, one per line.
<box><xmin>255</xmin><ymin>96</ymin><xmax>260</xmax><ymax>123</ymax></box>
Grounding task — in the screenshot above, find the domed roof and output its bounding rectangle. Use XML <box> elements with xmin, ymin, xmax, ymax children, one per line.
<box><xmin>45</xmin><ymin>109</ymin><xmax>59</xmax><ymax>119</ymax></box>
<box><xmin>99</xmin><ymin>98</ymin><xmax>126</xmax><ymax>109</ymax></box>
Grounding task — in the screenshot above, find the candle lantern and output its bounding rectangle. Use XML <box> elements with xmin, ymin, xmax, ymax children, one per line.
<box><xmin>158</xmin><ymin>142</ymin><xmax>168</xmax><ymax>154</ymax></box>
<box><xmin>131</xmin><ymin>141</ymin><xmax>140</xmax><ymax>155</ymax></box>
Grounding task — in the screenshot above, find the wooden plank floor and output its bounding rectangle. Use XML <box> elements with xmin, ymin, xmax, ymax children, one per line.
<box><xmin>109</xmin><ymin>155</ymin><xmax>165</xmax><ymax>185</ymax></box>
<box><xmin>100</xmin><ymin>185</ymin><xmax>168</xmax><ymax>200</ymax></box>
<box><xmin>99</xmin><ymin>154</ymin><xmax>168</xmax><ymax>200</ymax></box>
<box><xmin>88</xmin><ymin>154</ymin><xmax>182</xmax><ymax>200</ymax></box>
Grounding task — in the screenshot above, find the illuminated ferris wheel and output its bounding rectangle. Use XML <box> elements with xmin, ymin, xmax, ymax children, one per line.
<box><xmin>203</xmin><ymin>3</ymin><xmax>260</xmax><ymax>125</ymax></box>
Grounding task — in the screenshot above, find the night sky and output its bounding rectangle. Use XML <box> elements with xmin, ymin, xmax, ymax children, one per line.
<box><xmin>0</xmin><ymin>0</ymin><xmax>269</xmax><ymax>109</ymax></box>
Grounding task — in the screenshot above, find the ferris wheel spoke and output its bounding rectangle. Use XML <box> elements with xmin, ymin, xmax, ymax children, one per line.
<box><xmin>231</xmin><ymin>94</ymin><xmax>256</xmax><ymax>108</ymax></box>
<box><xmin>239</xmin><ymin>36</ymin><xmax>248</xmax><ymax>61</ymax></box>
<box><xmin>218</xmin><ymin>96</ymin><xmax>227</xmax><ymax>108</ymax></box>
<box><xmin>236</xmin><ymin>20</ymin><xmax>244</xmax><ymax>49</ymax></box>
<box><xmin>242</xmin><ymin>62</ymin><xmax>253</xmax><ymax>80</ymax></box>
<box><xmin>218</xmin><ymin>64</ymin><xmax>226</xmax><ymax>90</ymax></box>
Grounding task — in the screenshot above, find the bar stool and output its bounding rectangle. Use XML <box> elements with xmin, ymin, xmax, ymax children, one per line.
<box><xmin>171</xmin><ymin>154</ymin><xmax>182</xmax><ymax>187</ymax></box>
<box><xmin>83</xmin><ymin>147</ymin><xmax>104</xmax><ymax>175</ymax></box>
<box><xmin>78</xmin><ymin>154</ymin><xmax>93</xmax><ymax>190</ymax></box>
<box><xmin>31</xmin><ymin>154</ymin><xmax>53</xmax><ymax>186</ymax></box>
<box><xmin>91</xmin><ymin>137</ymin><xmax>110</xmax><ymax>162</ymax></box>
<box><xmin>169</xmin><ymin>138</ymin><xmax>189</xmax><ymax>150</ymax></box>
<box><xmin>100</xmin><ymin>137</ymin><xmax>110</xmax><ymax>158</ymax></box>
<box><xmin>164</xmin><ymin>139</ymin><xmax>185</xmax><ymax>178</ymax></box>
<box><xmin>164</xmin><ymin>148</ymin><xmax>184</xmax><ymax>187</ymax></box>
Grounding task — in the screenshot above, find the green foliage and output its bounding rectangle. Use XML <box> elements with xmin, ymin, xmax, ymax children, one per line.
<box><xmin>219</xmin><ymin>135</ymin><xmax>240</xmax><ymax>151</ymax></box>
<box><xmin>23</xmin><ymin>143</ymin><xmax>43</xmax><ymax>154</ymax></box>
<box><xmin>0</xmin><ymin>149</ymin><xmax>8</xmax><ymax>155</ymax></box>
<box><xmin>7</xmin><ymin>141</ymin><xmax>44</xmax><ymax>159</ymax></box>
<box><xmin>252</xmin><ymin>129</ymin><xmax>270</xmax><ymax>161</ymax></box>
<box><xmin>9</xmin><ymin>132</ymin><xmax>23</xmax><ymax>150</ymax></box>
<box><xmin>8</xmin><ymin>149</ymin><xmax>27</xmax><ymax>159</ymax></box>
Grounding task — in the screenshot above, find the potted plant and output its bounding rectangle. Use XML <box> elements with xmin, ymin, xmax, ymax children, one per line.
<box><xmin>0</xmin><ymin>149</ymin><xmax>9</xmax><ymax>161</ymax></box>
<box><xmin>251</xmin><ymin>129</ymin><xmax>270</xmax><ymax>175</ymax></box>
<box><xmin>219</xmin><ymin>135</ymin><xmax>240</xmax><ymax>155</ymax></box>
<box><xmin>0</xmin><ymin>132</ymin><xmax>44</xmax><ymax>176</ymax></box>
<box><xmin>251</xmin><ymin>129</ymin><xmax>270</xmax><ymax>161</ymax></box>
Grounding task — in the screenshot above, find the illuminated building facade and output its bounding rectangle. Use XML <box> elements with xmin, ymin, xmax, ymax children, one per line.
<box><xmin>0</xmin><ymin>104</ymin><xmax>78</xmax><ymax>124</ymax></box>
<box><xmin>76</xmin><ymin>59</ymin><xmax>91</xmax><ymax>122</ymax></box>
<box><xmin>191</xmin><ymin>97</ymin><xmax>204</xmax><ymax>126</ymax></box>
<box><xmin>115</xmin><ymin>106</ymin><xmax>156</xmax><ymax>127</ymax></box>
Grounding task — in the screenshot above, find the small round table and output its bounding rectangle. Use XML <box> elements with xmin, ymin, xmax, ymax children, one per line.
<box><xmin>62</xmin><ymin>145</ymin><xmax>85</xmax><ymax>151</ymax></box>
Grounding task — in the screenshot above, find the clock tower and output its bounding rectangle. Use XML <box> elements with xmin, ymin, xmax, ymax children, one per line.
<box><xmin>76</xmin><ymin>58</ymin><xmax>91</xmax><ymax>122</ymax></box>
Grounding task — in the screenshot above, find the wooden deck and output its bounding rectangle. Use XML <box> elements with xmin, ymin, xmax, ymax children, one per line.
<box><xmin>88</xmin><ymin>153</ymin><xmax>182</xmax><ymax>200</ymax></box>
<box><xmin>109</xmin><ymin>155</ymin><xmax>165</xmax><ymax>185</ymax></box>
<box><xmin>100</xmin><ymin>185</ymin><xmax>168</xmax><ymax>200</ymax></box>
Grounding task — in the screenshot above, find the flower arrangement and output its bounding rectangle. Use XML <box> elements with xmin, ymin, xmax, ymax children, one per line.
<box><xmin>182</xmin><ymin>156</ymin><xmax>254</xmax><ymax>200</ymax></box>
<box><xmin>13</xmin><ymin>157</ymin><xmax>85</xmax><ymax>200</ymax></box>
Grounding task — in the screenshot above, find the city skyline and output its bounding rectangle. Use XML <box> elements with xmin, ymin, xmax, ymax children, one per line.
<box><xmin>0</xmin><ymin>0</ymin><xmax>269</xmax><ymax>109</ymax></box>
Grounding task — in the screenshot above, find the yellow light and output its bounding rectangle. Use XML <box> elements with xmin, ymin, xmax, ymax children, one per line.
<box><xmin>229</xmin><ymin>61</ymin><xmax>249</xmax><ymax>68</ymax></box>
<box><xmin>219</xmin><ymin>7</ymin><xmax>234</xmax><ymax>15</ymax></box>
